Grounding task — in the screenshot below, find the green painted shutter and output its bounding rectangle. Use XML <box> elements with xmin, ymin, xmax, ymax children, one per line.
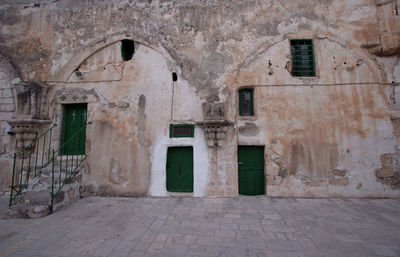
<box><xmin>290</xmin><ymin>39</ymin><xmax>315</xmax><ymax>77</ymax></box>
<box><xmin>239</xmin><ymin>88</ymin><xmax>254</xmax><ymax>116</ymax></box>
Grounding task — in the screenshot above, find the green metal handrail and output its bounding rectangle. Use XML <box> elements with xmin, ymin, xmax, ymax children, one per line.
<box><xmin>9</xmin><ymin>123</ymin><xmax>57</xmax><ymax>207</ymax></box>
<box><xmin>50</xmin><ymin>122</ymin><xmax>91</xmax><ymax>212</ymax></box>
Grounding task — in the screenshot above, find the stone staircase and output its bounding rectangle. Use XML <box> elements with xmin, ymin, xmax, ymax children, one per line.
<box><xmin>5</xmin><ymin>163</ymin><xmax>86</xmax><ymax>219</ymax></box>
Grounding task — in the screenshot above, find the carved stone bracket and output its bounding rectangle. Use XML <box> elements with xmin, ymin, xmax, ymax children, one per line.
<box><xmin>197</xmin><ymin>103</ymin><xmax>233</xmax><ymax>147</ymax></box>
<box><xmin>7</xmin><ymin>119</ymin><xmax>52</xmax><ymax>150</ymax></box>
<box><xmin>200</xmin><ymin>120</ymin><xmax>231</xmax><ymax>147</ymax></box>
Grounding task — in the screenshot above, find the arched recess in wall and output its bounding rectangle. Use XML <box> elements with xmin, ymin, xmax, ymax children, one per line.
<box><xmin>49</xmin><ymin>35</ymin><xmax>178</xmax><ymax>196</ymax></box>
<box><xmin>232</xmin><ymin>34</ymin><xmax>387</xmax><ymax>85</ymax></box>
<box><xmin>50</xmin><ymin>33</ymin><xmax>177</xmax><ymax>83</ymax></box>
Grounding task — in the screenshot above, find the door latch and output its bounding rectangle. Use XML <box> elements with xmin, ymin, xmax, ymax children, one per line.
<box><xmin>178</xmin><ymin>161</ymin><xmax>182</xmax><ymax>176</ymax></box>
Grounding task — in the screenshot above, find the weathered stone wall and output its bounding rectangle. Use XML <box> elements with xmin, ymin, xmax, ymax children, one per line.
<box><xmin>376</xmin><ymin>0</ymin><xmax>400</xmax><ymax>56</ymax></box>
<box><xmin>0</xmin><ymin>0</ymin><xmax>399</xmax><ymax>197</ymax></box>
<box><xmin>0</xmin><ymin>56</ymin><xmax>17</xmax><ymax>194</ymax></box>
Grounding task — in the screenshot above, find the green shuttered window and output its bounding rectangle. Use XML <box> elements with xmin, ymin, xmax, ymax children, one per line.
<box><xmin>169</xmin><ymin>124</ymin><xmax>194</xmax><ymax>138</ymax></box>
<box><xmin>239</xmin><ymin>88</ymin><xmax>254</xmax><ymax>116</ymax></box>
<box><xmin>290</xmin><ymin>39</ymin><xmax>315</xmax><ymax>77</ymax></box>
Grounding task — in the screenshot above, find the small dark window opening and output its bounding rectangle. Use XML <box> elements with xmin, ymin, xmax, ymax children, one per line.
<box><xmin>172</xmin><ymin>72</ymin><xmax>178</xmax><ymax>81</ymax></box>
<box><xmin>290</xmin><ymin>39</ymin><xmax>315</xmax><ymax>77</ymax></box>
<box><xmin>121</xmin><ymin>39</ymin><xmax>135</xmax><ymax>61</ymax></box>
<box><xmin>169</xmin><ymin>124</ymin><xmax>194</xmax><ymax>138</ymax></box>
<box><xmin>239</xmin><ymin>88</ymin><xmax>254</xmax><ymax>116</ymax></box>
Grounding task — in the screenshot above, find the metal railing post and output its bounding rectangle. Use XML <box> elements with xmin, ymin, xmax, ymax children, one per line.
<box><xmin>50</xmin><ymin>150</ymin><xmax>55</xmax><ymax>213</ymax></box>
<box><xmin>48</xmin><ymin>127</ymin><xmax>53</xmax><ymax>163</ymax></box>
<box><xmin>41</xmin><ymin>134</ymin><xmax>46</xmax><ymax>166</ymax></box>
<box><xmin>34</xmin><ymin>138</ymin><xmax>39</xmax><ymax>176</ymax></box>
<box><xmin>19</xmin><ymin>151</ymin><xmax>24</xmax><ymax>189</ymax></box>
<box><xmin>9</xmin><ymin>153</ymin><xmax>17</xmax><ymax>207</ymax></box>
<box><xmin>9</xmin><ymin>124</ymin><xmax>58</xmax><ymax>208</ymax></box>
<box><xmin>26</xmin><ymin>147</ymin><xmax>32</xmax><ymax>184</ymax></box>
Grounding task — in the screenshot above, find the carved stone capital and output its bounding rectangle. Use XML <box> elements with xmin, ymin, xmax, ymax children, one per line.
<box><xmin>7</xmin><ymin>119</ymin><xmax>52</xmax><ymax>150</ymax></box>
<box><xmin>197</xmin><ymin>120</ymin><xmax>232</xmax><ymax>147</ymax></box>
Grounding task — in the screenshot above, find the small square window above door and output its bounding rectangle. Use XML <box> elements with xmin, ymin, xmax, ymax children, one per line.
<box><xmin>169</xmin><ymin>124</ymin><xmax>194</xmax><ymax>138</ymax></box>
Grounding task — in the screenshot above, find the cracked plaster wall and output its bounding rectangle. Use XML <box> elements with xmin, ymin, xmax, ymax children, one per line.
<box><xmin>0</xmin><ymin>0</ymin><xmax>399</xmax><ymax>197</ymax></box>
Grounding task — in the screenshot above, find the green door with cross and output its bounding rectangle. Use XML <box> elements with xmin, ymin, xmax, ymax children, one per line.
<box><xmin>63</xmin><ymin>104</ymin><xmax>87</xmax><ymax>155</ymax></box>
<box><xmin>166</xmin><ymin>147</ymin><xmax>193</xmax><ymax>192</ymax></box>
<box><xmin>238</xmin><ymin>146</ymin><xmax>265</xmax><ymax>195</ymax></box>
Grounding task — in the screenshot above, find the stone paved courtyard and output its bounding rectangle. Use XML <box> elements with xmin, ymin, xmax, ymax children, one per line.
<box><xmin>0</xmin><ymin>196</ymin><xmax>400</xmax><ymax>257</ymax></box>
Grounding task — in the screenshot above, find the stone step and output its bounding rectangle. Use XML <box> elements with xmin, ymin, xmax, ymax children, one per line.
<box><xmin>19</xmin><ymin>190</ymin><xmax>51</xmax><ymax>205</ymax></box>
<box><xmin>5</xmin><ymin>203</ymin><xmax>50</xmax><ymax>219</ymax></box>
<box><xmin>7</xmin><ymin>158</ymin><xmax>86</xmax><ymax>219</ymax></box>
<box><xmin>54</xmin><ymin>155</ymin><xmax>86</xmax><ymax>166</ymax></box>
<box><xmin>26</xmin><ymin>176</ymin><xmax>64</xmax><ymax>191</ymax></box>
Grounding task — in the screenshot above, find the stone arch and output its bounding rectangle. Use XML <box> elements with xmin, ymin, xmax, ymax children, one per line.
<box><xmin>50</xmin><ymin>33</ymin><xmax>178</xmax><ymax>83</ymax></box>
<box><xmin>232</xmin><ymin>33</ymin><xmax>387</xmax><ymax>84</ymax></box>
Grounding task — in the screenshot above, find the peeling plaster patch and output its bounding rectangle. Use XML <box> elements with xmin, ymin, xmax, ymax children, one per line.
<box><xmin>108</xmin><ymin>101</ymin><xmax>130</xmax><ymax>110</ymax></box>
<box><xmin>328</xmin><ymin>177</ymin><xmax>349</xmax><ymax>186</ymax></box>
<box><xmin>394</xmin><ymin>58</ymin><xmax>400</xmax><ymax>82</ymax></box>
<box><xmin>286</xmin><ymin>141</ymin><xmax>339</xmax><ymax>184</ymax></box>
<box><xmin>97</xmin><ymin>185</ymin><xmax>115</xmax><ymax>196</ymax></box>
<box><xmin>376</xmin><ymin>153</ymin><xmax>400</xmax><ymax>189</ymax></box>
<box><xmin>109</xmin><ymin>158</ymin><xmax>128</xmax><ymax>185</ymax></box>
<box><xmin>188</xmin><ymin>50</ymin><xmax>233</xmax><ymax>102</ymax></box>
<box><xmin>136</xmin><ymin>94</ymin><xmax>147</xmax><ymax>146</ymax></box>
<box><xmin>238</xmin><ymin>122</ymin><xmax>259</xmax><ymax>136</ymax></box>
<box><xmin>332</xmin><ymin>168</ymin><xmax>348</xmax><ymax>177</ymax></box>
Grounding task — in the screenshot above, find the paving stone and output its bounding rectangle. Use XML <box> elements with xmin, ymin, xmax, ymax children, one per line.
<box><xmin>182</xmin><ymin>234</ymin><xmax>197</xmax><ymax>244</ymax></box>
<box><xmin>1</xmin><ymin>196</ymin><xmax>400</xmax><ymax>257</ymax></box>
<box><xmin>265</xmin><ymin>239</ymin><xmax>303</xmax><ymax>252</ymax></box>
<box><xmin>239</xmin><ymin>223</ymin><xmax>263</xmax><ymax>231</ymax></box>
<box><xmin>161</xmin><ymin>242</ymin><xmax>190</xmax><ymax>254</ymax></box>
<box><xmin>153</xmin><ymin>232</ymin><xmax>169</xmax><ymax>242</ymax></box>
<box><xmin>220</xmin><ymin>223</ymin><xmax>238</xmax><ymax>230</ymax></box>
<box><xmin>370</xmin><ymin>244</ymin><xmax>400</xmax><ymax>257</ymax></box>
<box><xmin>265</xmin><ymin>250</ymin><xmax>306</xmax><ymax>257</ymax></box>
<box><xmin>140</xmin><ymin>230</ymin><xmax>158</xmax><ymax>243</ymax></box>
<box><xmin>236</xmin><ymin>237</ymin><xmax>266</xmax><ymax>250</ymax></box>
<box><xmin>131</xmin><ymin>241</ymin><xmax>150</xmax><ymax>252</ymax></box>
<box><xmin>197</xmin><ymin>236</ymin><xmax>235</xmax><ymax>247</ymax></box>
<box><xmin>193</xmin><ymin>227</ymin><xmax>215</xmax><ymax>237</ymax></box>
<box><xmin>127</xmin><ymin>250</ymin><xmax>146</xmax><ymax>257</ymax></box>
<box><xmin>93</xmin><ymin>238</ymin><xmax>120</xmax><ymax>257</ymax></box>
<box><xmin>215</xmin><ymin>229</ymin><xmax>236</xmax><ymax>238</ymax></box>
<box><xmin>148</xmin><ymin>241</ymin><xmax>164</xmax><ymax>253</ymax></box>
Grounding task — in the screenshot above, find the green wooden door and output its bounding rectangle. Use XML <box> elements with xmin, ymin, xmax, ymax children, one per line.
<box><xmin>166</xmin><ymin>147</ymin><xmax>193</xmax><ymax>192</ymax></box>
<box><xmin>238</xmin><ymin>146</ymin><xmax>265</xmax><ymax>195</ymax></box>
<box><xmin>63</xmin><ymin>104</ymin><xmax>87</xmax><ymax>155</ymax></box>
